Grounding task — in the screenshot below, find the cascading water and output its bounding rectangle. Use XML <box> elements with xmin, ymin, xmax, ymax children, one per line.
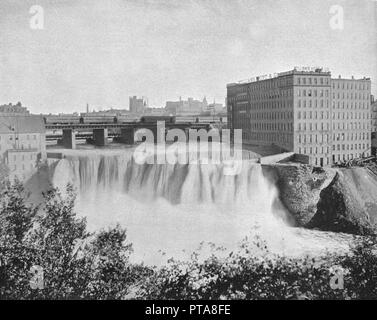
<box><xmin>51</xmin><ymin>149</ymin><xmax>353</xmax><ymax>265</ymax></box>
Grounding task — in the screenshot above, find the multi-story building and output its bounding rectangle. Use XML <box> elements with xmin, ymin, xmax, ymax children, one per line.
<box><xmin>371</xmin><ymin>96</ymin><xmax>377</xmax><ymax>133</ymax></box>
<box><xmin>371</xmin><ymin>96</ymin><xmax>377</xmax><ymax>156</ymax></box>
<box><xmin>207</xmin><ymin>101</ymin><xmax>224</xmax><ymax>115</ymax></box>
<box><xmin>227</xmin><ymin>68</ymin><xmax>372</xmax><ymax>166</ymax></box>
<box><xmin>129</xmin><ymin>96</ymin><xmax>148</xmax><ymax>114</ymax></box>
<box><xmin>0</xmin><ymin>115</ymin><xmax>46</xmax><ymax>181</ymax></box>
<box><xmin>0</xmin><ymin>102</ymin><xmax>30</xmax><ymax>115</ymax></box>
<box><xmin>165</xmin><ymin>97</ymin><xmax>208</xmax><ymax>115</ymax></box>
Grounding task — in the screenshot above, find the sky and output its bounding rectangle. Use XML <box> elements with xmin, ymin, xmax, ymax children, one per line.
<box><xmin>0</xmin><ymin>0</ymin><xmax>376</xmax><ymax>114</ymax></box>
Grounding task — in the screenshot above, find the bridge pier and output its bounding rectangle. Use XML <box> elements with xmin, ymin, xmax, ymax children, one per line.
<box><xmin>93</xmin><ymin>128</ymin><xmax>108</xmax><ymax>146</ymax></box>
<box><xmin>119</xmin><ymin>128</ymin><xmax>135</xmax><ymax>144</ymax></box>
<box><xmin>62</xmin><ymin>129</ymin><xmax>76</xmax><ymax>149</ymax></box>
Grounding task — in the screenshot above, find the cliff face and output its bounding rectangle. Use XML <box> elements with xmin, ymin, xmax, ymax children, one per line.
<box><xmin>262</xmin><ymin>164</ymin><xmax>336</xmax><ymax>226</ymax></box>
<box><xmin>263</xmin><ymin>164</ymin><xmax>377</xmax><ymax>235</ymax></box>
<box><xmin>311</xmin><ymin>168</ymin><xmax>377</xmax><ymax>235</ymax></box>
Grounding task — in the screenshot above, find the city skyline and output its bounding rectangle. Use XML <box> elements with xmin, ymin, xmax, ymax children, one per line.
<box><xmin>0</xmin><ymin>0</ymin><xmax>376</xmax><ymax>114</ymax></box>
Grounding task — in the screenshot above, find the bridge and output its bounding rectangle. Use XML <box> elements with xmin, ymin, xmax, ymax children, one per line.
<box><xmin>45</xmin><ymin>121</ymin><xmax>212</xmax><ymax>149</ymax></box>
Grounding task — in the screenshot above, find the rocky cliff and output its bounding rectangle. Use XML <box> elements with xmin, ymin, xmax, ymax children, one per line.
<box><xmin>263</xmin><ymin>164</ymin><xmax>377</xmax><ymax>235</ymax></box>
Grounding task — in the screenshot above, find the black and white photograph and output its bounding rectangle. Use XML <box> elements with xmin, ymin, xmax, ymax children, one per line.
<box><xmin>0</xmin><ymin>0</ymin><xmax>377</xmax><ymax>308</ymax></box>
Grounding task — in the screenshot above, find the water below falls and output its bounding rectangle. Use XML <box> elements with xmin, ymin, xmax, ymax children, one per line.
<box><xmin>50</xmin><ymin>149</ymin><xmax>354</xmax><ymax>265</ymax></box>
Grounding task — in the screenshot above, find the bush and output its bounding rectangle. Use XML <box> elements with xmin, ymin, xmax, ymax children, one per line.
<box><xmin>0</xmin><ymin>181</ymin><xmax>139</xmax><ymax>299</ymax></box>
<box><xmin>336</xmin><ymin>237</ymin><xmax>377</xmax><ymax>299</ymax></box>
<box><xmin>135</xmin><ymin>239</ymin><xmax>348</xmax><ymax>300</ymax></box>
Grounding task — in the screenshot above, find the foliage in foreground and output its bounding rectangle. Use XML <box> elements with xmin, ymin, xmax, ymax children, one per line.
<box><xmin>1</xmin><ymin>180</ymin><xmax>377</xmax><ymax>300</ymax></box>
<box><xmin>0</xmin><ymin>180</ymin><xmax>144</xmax><ymax>299</ymax></box>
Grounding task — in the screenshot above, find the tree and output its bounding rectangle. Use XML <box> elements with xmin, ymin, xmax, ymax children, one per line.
<box><xmin>0</xmin><ymin>182</ymin><xmax>138</xmax><ymax>299</ymax></box>
<box><xmin>26</xmin><ymin>184</ymin><xmax>90</xmax><ymax>299</ymax></box>
<box><xmin>0</xmin><ymin>180</ymin><xmax>38</xmax><ymax>299</ymax></box>
<box><xmin>82</xmin><ymin>225</ymin><xmax>136</xmax><ymax>299</ymax></box>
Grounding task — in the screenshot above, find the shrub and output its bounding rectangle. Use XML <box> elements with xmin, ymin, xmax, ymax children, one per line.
<box><xmin>0</xmin><ymin>182</ymin><xmax>137</xmax><ymax>299</ymax></box>
<box><xmin>135</xmin><ymin>239</ymin><xmax>349</xmax><ymax>300</ymax></box>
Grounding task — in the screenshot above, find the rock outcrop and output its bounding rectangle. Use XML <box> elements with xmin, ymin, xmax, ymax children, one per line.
<box><xmin>263</xmin><ymin>164</ymin><xmax>377</xmax><ymax>235</ymax></box>
<box><xmin>262</xmin><ymin>164</ymin><xmax>336</xmax><ymax>226</ymax></box>
<box><xmin>310</xmin><ymin>168</ymin><xmax>377</xmax><ymax>235</ymax></box>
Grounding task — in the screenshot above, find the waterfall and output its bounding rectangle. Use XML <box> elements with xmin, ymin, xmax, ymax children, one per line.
<box><xmin>50</xmin><ymin>149</ymin><xmax>352</xmax><ymax>265</ymax></box>
<box><xmin>53</xmin><ymin>152</ymin><xmax>276</xmax><ymax>208</ymax></box>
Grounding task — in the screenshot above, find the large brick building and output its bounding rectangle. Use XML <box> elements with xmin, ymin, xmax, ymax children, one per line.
<box><xmin>371</xmin><ymin>97</ymin><xmax>377</xmax><ymax>156</ymax></box>
<box><xmin>227</xmin><ymin>68</ymin><xmax>371</xmax><ymax>166</ymax></box>
<box><xmin>371</xmin><ymin>96</ymin><xmax>377</xmax><ymax>132</ymax></box>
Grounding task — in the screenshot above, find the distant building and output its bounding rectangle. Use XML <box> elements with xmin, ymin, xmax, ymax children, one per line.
<box><xmin>80</xmin><ymin>108</ymin><xmax>130</xmax><ymax>116</ymax></box>
<box><xmin>165</xmin><ymin>97</ymin><xmax>208</xmax><ymax>115</ymax></box>
<box><xmin>143</xmin><ymin>107</ymin><xmax>167</xmax><ymax>116</ymax></box>
<box><xmin>0</xmin><ymin>102</ymin><xmax>30</xmax><ymax>115</ymax></box>
<box><xmin>0</xmin><ymin>115</ymin><xmax>46</xmax><ymax>181</ymax></box>
<box><xmin>207</xmin><ymin>101</ymin><xmax>224</xmax><ymax>115</ymax></box>
<box><xmin>227</xmin><ymin>68</ymin><xmax>371</xmax><ymax>166</ymax></box>
<box><xmin>129</xmin><ymin>96</ymin><xmax>148</xmax><ymax>114</ymax></box>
